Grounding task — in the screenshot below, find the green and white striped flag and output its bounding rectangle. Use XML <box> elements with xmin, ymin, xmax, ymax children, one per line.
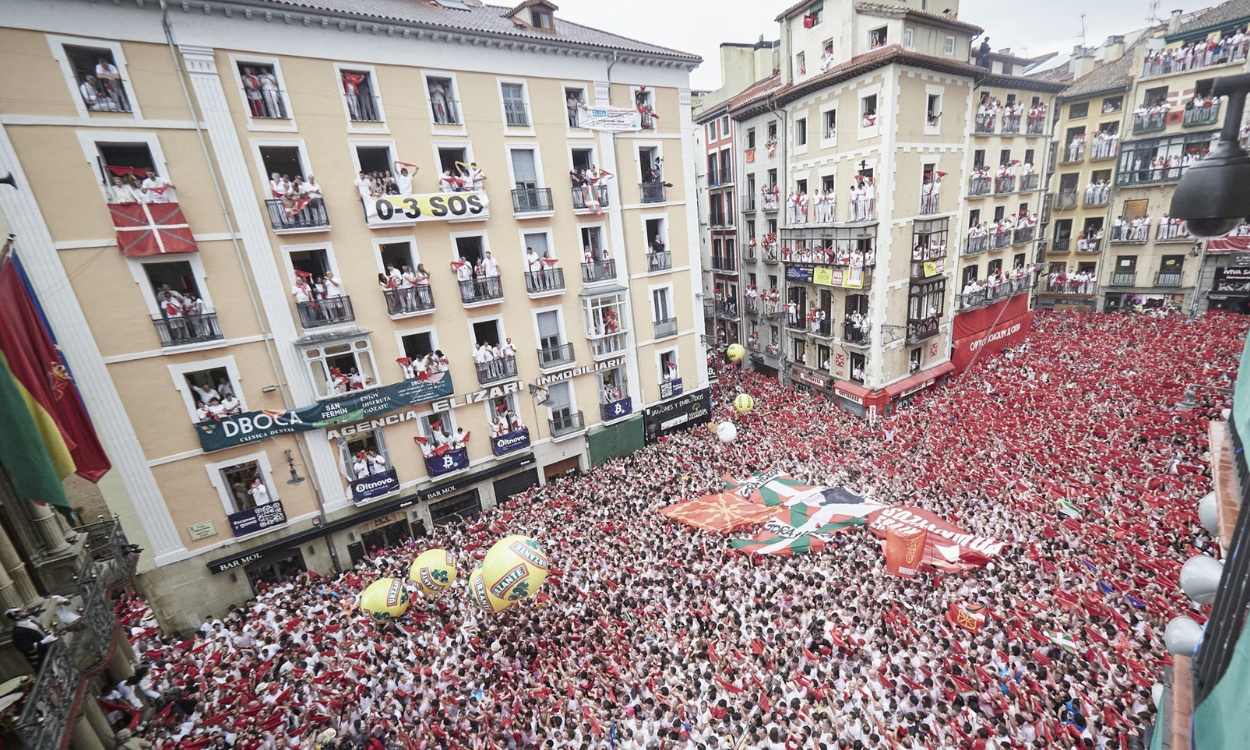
<box><xmin>729</xmin><ymin>503</ymin><xmax>875</xmax><ymax>556</ymax></box>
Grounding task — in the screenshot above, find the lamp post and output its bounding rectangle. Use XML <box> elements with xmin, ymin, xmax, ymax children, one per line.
<box><xmin>1171</xmin><ymin>73</ymin><xmax>1250</xmax><ymax>237</ymax></box>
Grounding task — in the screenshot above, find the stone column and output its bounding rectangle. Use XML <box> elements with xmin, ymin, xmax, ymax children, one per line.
<box><xmin>0</xmin><ymin>523</ymin><xmax>40</xmax><ymax>605</ymax></box>
<box><xmin>109</xmin><ymin>631</ymin><xmax>135</xmax><ymax>680</ymax></box>
<box><xmin>29</xmin><ymin>502</ymin><xmax>71</xmax><ymax>555</ymax></box>
<box><xmin>80</xmin><ymin>694</ymin><xmax>114</xmax><ymax>747</ymax></box>
<box><xmin>71</xmin><ymin>714</ymin><xmax>105</xmax><ymax>750</ymax></box>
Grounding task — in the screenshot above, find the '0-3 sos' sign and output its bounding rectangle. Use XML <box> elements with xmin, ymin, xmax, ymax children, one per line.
<box><xmin>368</xmin><ymin>191</ymin><xmax>490</xmax><ymax>224</ymax></box>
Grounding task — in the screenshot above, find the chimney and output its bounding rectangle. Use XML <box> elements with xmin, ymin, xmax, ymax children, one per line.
<box><xmin>1072</xmin><ymin>46</ymin><xmax>1095</xmax><ymax>78</ymax></box>
<box><xmin>1103</xmin><ymin>35</ymin><xmax>1125</xmax><ymax>62</ymax></box>
<box><xmin>1170</xmin><ymin>9</ymin><xmax>1184</xmax><ymax>34</ymax></box>
<box><xmin>998</xmin><ymin>47</ymin><xmax>1012</xmax><ymax>57</ymax></box>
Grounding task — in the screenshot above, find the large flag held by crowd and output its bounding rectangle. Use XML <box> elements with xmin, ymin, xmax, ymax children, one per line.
<box><xmin>728</xmin><ymin>501</ymin><xmax>876</xmax><ymax>556</ymax></box>
<box><xmin>867</xmin><ymin>505</ymin><xmax>1005</xmax><ymax>570</ymax></box>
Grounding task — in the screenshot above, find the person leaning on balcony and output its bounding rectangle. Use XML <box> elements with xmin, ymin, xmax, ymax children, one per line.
<box><xmin>352</xmin><ymin>451</ymin><xmax>370</xmax><ymax>479</ymax></box>
<box><xmin>140</xmin><ymin>169</ymin><xmax>174</xmax><ymax>203</ymax></box>
<box><xmin>78</xmin><ymin>73</ymin><xmax>100</xmax><ymax>109</ymax></box>
<box><xmin>367</xmin><ymin>449</ymin><xmax>387</xmax><ymax>475</ymax></box>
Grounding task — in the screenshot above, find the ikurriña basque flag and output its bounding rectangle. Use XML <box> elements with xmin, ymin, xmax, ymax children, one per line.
<box><xmin>0</xmin><ymin>252</ymin><xmax>110</xmax><ymax>509</ymax></box>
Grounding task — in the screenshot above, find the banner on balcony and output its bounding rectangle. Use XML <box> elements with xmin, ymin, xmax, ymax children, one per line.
<box><xmin>575</xmin><ymin>105</ymin><xmax>642</xmax><ymax>132</ymax></box>
<box><xmin>195</xmin><ymin>372</ymin><xmax>454</xmax><ymax>452</ymax></box>
<box><xmin>351</xmin><ymin>468</ymin><xmax>400</xmax><ymax>505</ymax></box>
<box><xmin>109</xmin><ymin>201</ymin><xmax>198</xmax><ymax>257</ymax></box>
<box><xmin>227</xmin><ymin>500</ymin><xmax>287</xmax><ymax>537</ymax></box>
<box><xmin>953</xmin><ymin>293</ymin><xmax>1028</xmax><ymax>339</ymax></box>
<box><xmin>952</xmin><ymin>298</ymin><xmax>1033</xmax><ymax>374</ymax></box>
<box><xmin>602</xmin><ymin>396</ymin><xmax>633</xmax><ymax>421</ymax></box>
<box><xmin>1206</xmin><ymin>235</ymin><xmax>1250</xmax><ymax>254</ymax></box>
<box><xmin>426</xmin><ymin>446</ymin><xmax>469</xmax><ymax>478</ymax></box>
<box><xmin>491</xmin><ymin>428</ymin><xmax>531</xmax><ymax>456</ymax></box>
<box><xmin>812</xmin><ymin>266</ymin><xmax>866</xmax><ymax>289</ymax></box>
<box><xmin>365</xmin><ymin>191</ymin><xmax>489</xmax><ymax>224</ymax></box>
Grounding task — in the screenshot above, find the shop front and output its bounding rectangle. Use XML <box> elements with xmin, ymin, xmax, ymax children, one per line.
<box><xmin>543</xmin><ymin>456</ymin><xmax>581</xmax><ymax>481</ymax></box>
<box><xmin>789</xmin><ymin>364</ymin><xmax>835</xmax><ymax>399</ymax></box>
<box><xmin>242</xmin><ymin>546</ymin><xmax>306</xmax><ymax>594</ymax></box>
<box><xmin>493</xmin><ymin>468</ymin><xmax>540</xmax><ymax>505</ymax></box>
<box><xmin>642</xmin><ymin>387</ymin><xmax>712</xmax><ymax>443</ymax></box>
<box><xmin>1209</xmin><ymin>265</ymin><xmax>1250</xmax><ymax>314</ymax></box>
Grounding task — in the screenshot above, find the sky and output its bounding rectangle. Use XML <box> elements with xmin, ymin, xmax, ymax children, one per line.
<box><xmin>551</xmin><ymin>0</ymin><xmax>1217</xmax><ymax>90</ymax></box>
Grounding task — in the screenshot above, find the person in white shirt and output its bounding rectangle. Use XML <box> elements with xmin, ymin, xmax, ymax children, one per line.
<box><xmin>366</xmin><ymin>449</ymin><xmax>387</xmax><ymax>475</ymax></box>
<box><xmin>394</xmin><ymin>163</ymin><xmax>415</xmax><ymax>195</ymax></box>
<box><xmin>291</xmin><ymin>275</ymin><xmax>312</xmax><ymax>304</ymax></box>
<box><xmin>482</xmin><ymin>251</ymin><xmax>499</xmax><ymax>278</ymax></box>
<box><xmin>140</xmin><ymin>170</ymin><xmax>174</xmax><ymax>203</ymax></box>
<box><xmin>355</xmin><ymin>171</ymin><xmax>373</xmax><ymax>205</ymax></box>
<box><xmin>78</xmin><ymin>75</ymin><xmax>100</xmax><ymax>110</ymax></box>
<box><xmin>351</xmin><ymin>452</ymin><xmax>370</xmax><ymax>479</ymax></box>
<box><xmin>247</xmin><ymin>477</ymin><xmax>271</xmax><ymax>506</ymax></box>
<box><xmin>500</xmin><ymin>337</ymin><xmax>517</xmax><ymax>359</ymax></box>
<box><xmin>259</xmin><ymin>70</ymin><xmax>283</xmax><ymax>117</ymax></box>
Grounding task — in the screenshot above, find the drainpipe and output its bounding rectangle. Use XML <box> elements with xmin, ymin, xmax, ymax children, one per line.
<box><xmin>770</xmin><ymin>95</ymin><xmax>789</xmax><ymax>385</ymax></box>
<box><xmin>160</xmin><ymin>1</ymin><xmax>340</xmax><ymax>573</ymax></box>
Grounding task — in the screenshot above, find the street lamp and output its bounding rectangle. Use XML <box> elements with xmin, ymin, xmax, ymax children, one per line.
<box><xmin>1171</xmin><ymin>73</ymin><xmax>1250</xmax><ymax>237</ymax></box>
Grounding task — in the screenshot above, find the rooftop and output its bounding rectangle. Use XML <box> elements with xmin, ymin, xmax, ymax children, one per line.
<box><xmin>854</xmin><ymin>1</ymin><xmax>985</xmax><ymax>35</ymax></box>
<box><xmin>244</xmin><ymin>0</ymin><xmax>700</xmax><ymax>64</ymax></box>
<box><xmin>774</xmin><ymin>44</ymin><xmax>984</xmax><ymax>107</ymax></box>
<box><xmin>1055</xmin><ymin>33</ymin><xmax>1155</xmax><ymax>100</ymax></box>
<box><xmin>1170</xmin><ymin>0</ymin><xmax>1250</xmax><ymax>40</ymax></box>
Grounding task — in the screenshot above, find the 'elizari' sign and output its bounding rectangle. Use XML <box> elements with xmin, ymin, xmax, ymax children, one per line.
<box><xmin>195</xmin><ymin>372</ymin><xmax>454</xmax><ymax>453</ymax></box>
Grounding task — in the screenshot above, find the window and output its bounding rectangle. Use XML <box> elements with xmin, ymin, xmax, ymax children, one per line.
<box><xmin>237</xmin><ymin>61</ymin><xmax>289</xmax><ymax>119</ymax></box>
<box><xmin>437</xmin><ymin>146</ymin><xmax>468</xmax><ymax>175</ymax></box>
<box><xmin>62</xmin><ymin>42</ymin><xmax>132</xmax><ymax>113</ymax></box>
<box><xmin>598</xmin><ymin>366</ymin><xmax>629</xmax><ymax>412</ymax></box>
<box><xmin>535</xmin><ymin>309</ymin><xmax>568</xmax><ymax>367</ymax></box>
<box><xmin>707</xmin><ymin>123</ymin><xmax>716</xmax><ymax>142</ymax></box>
<box><xmin>646</xmin><ymin>217</ymin><xmax>668</xmax><ymax>257</ymax></box>
<box><xmin>143</xmin><ymin>259</ymin><xmax>222</xmax><ymax>345</ymax></box>
<box><xmin>530</xmin><ymin>8</ymin><xmax>554</xmax><ymax>29</ymax></box>
<box><xmin>908</xmin><ymin>278</ymin><xmax>946</xmax><ymax>320</ymax></box>
<box><xmin>823</xmin><ymin>108</ymin><xmax>837</xmax><ymax>139</ymax></box>
<box><xmin>909</xmin><ymin>347</ymin><xmax>922</xmax><ymax>374</ymax></box>
<box><xmin>721</xmin><ymin>116</ymin><xmax>730</xmax><ymax>136</ymax></box>
<box><xmin>340</xmin><ymin>68</ymin><xmax>381</xmax><ymax>122</ymax></box>
<box><xmin>94</xmin><ymin>141</ymin><xmax>170</xmax><ymax>205</ymax></box>
<box><xmin>861</xmin><ymin>95</ymin><xmax>878</xmax><ymax>129</ymax></box>
<box><xmin>999</xmin><ymin>149</ymin><xmax>1012</xmax><ymax>167</ymax></box>
<box><xmin>926</xmin><ymin>93</ymin><xmax>941</xmax><ymax>127</ymax></box>
<box><xmin>659</xmin><ymin>349</ymin><xmax>679</xmax><ymax>383</ymax></box>
<box><xmin>565</xmin><ymin>86</ymin><xmax>587</xmax><ymax>128</ymax></box>
<box><xmin>216</xmin><ymin>458</ymin><xmax>278</xmax><ymax>515</ymax></box>
<box><xmin>400</xmin><ymin>330</ymin><xmax>438</xmax><ymax>364</ymax></box>
<box><xmin>821</xmin><ymin>174</ymin><xmax>835</xmax><ymax>193</ymax></box>
<box><xmin>546</xmin><ymin>382</ymin><xmax>577</xmax><ymax>433</ymax></box>
<box><xmin>501</xmin><ymin>82</ymin><xmax>530</xmax><ymax>127</ymax></box>
<box><xmin>1102</xmin><ymin>96</ymin><xmax>1123</xmax><ymax>114</ymax></box>
<box><xmin>795</xmin><ymin>117</ymin><xmax>808</xmax><ymax>146</ymax></box>
<box><xmin>355</xmin><ymin>144</ymin><xmax>394</xmax><ymax>180</ymax></box>
<box><xmin>1116</xmin><ymin>132</ymin><xmax>1215</xmax><ymax>186</ymax></box>
<box><xmin>903</xmin><ymin>28</ymin><xmax>914</xmax><ymax>49</ymax></box>
<box><xmin>791</xmin><ymin>337</ymin><xmax>807</xmax><ymax>364</ymax></box>
<box><xmin>1069</xmin><ymin>101</ymin><xmax>1089</xmax><ymax>119</ymax></box>
<box><xmin>510</xmin><ymin>147</ymin><xmax>541</xmax><ymax>190</ymax></box>
<box><xmin>487</xmin><ymin>391</ymin><xmax>525</xmax><ymax>440</ymax></box>
<box><xmin>807</xmin><ymin>5</ymin><xmax>823</xmax><ymax>25</ymax></box>
<box><xmin>869</xmin><ymin>27</ymin><xmax>887</xmax><ymax>49</ymax></box>
<box><xmin>796</xmin><ymin>52</ymin><xmax>806</xmax><ymax>76</ymax></box>
<box><xmin>635</xmin><ymin>87</ymin><xmax>657</xmax><ymax>129</ymax></box>
<box><xmin>259</xmin><ymin>145</ymin><xmax>307</xmax><ymax>181</ymax></box>
<box><xmin>943</xmin><ymin>36</ymin><xmax>956</xmax><ymax>56</ymax></box>
<box><xmin>304</xmin><ymin>338</ymin><xmax>378</xmax><ymax>400</ymax></box>
<box><xmin>747</xmin><ymin>128</ymin><xmax>756</xmax><ymax>149</ymax></box>
<box><xmin>583</xmin><ymin>292</ymin><xmax>628</xmax><ymax>357</ymax></box>
<box><xmin>1144</xmin><ymin>86</ymin><xmax>1168</xmax><ymax>108</ymax></box>
<box><xmin>183</xmin><ymin>366</ymin><xmax>243</xmax><ymax>422</ymax></box>
<box><xmin>425</xmin><ymin>75</ymin><xmax>462</xmax><ymax>125</ymax></box>
<box><xmin>988</xmin><ymin>258</ymin><xmax>1003</xmax><ymax>276</ymax></box>
<box><xmin>341</xmin><ymin>430</ymin><xmax>390</xmax><ymax>481</ymax></box>
<box><xmin>652</xmin><ymin>286</ymin><xmax>674</xmax><ymax>325</ymax></box>
<box><xmin>767</xmin><ymin>121</ymin><xmax>777</xmax><ymax>141</ymax></box>
<box><xmin>973</xmin><ymin>149</ymin><xmax>985</xmax><ymax>168</ymax></box>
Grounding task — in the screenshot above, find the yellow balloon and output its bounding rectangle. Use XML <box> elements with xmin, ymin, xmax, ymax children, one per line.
<box><xmin>358</xmin><ymin>577</ymin><xmax>410</xmax><ymax>618</ymax></box>
<box><xmin>466</xmin><ymin>565</ymin><xmax>502</xmax><ymax>613</ymax></box>
<box><xmin>479</xmin><ymin>535</ymin><xmax>549</xmax><ymax>611</ymax></box>
<box><xmin>409</xmin><ymin>549</ymin><xmax>457</xmax><ymax>598</ymax></box>
<box><xmin>733</xmin><ymin>393</ymin><xmax>755</xmax><ymax>415</ymax></box>
<box><xmin>726</xmin><ymin>343</ymin><xmax>746</xmax><ymax>363</ymax></box>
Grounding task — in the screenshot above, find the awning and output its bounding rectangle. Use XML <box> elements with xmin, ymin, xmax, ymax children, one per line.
<box><xmin>884</xmin><ymin>361</ymin><xmax>955</xmax><ymax>398</ymax></box>
<box><xmin>833</xmin><ymin>380</ymin><xmax>871</xmax><ymax>398</ymax></box>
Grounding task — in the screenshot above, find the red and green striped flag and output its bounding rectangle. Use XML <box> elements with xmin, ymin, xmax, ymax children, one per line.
<box><xmin>0</xmin><ymin>253</ymin><xmax>110</xmax><ymax>510</ymax></box>
<box><xmin>729</xmin><ymin>503</ymin><xmax>874</xmax><ymax>556</ymax></box>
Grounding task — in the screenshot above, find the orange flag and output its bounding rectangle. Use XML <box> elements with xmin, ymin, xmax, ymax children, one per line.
<box><xmin>884</xmin><ymin>528</ymin><xmax>926</xmax><ymax>577</ymax></box>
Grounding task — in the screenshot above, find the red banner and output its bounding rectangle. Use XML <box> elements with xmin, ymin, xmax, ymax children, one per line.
<box><xmin>952</xmin><ymin>310</ymin><xmax>1033</xmax><ymax>374</ymax></box>
<box><xmin>109</xmin><ymin>202</ymin><xmax>197</xmax><ymax>257</ymax></box>
<box><xmin>1206</xmin><ymin>235</ymin><xmax>1250</xmax><ymax>254</ymax></box>
<box><xmin>946</xmin><ymin>601</ymin><xmax>988</xmax><ymax>632</ymax></box>
<box><xmin>953</xmin><ymin>293</ymin><xmax>1028</xmax><ymax>339</ymax></box>
<box><xmin>868</xmin><ymin>506</ymin><xmax>1005</xmax><ymax>571</ymax></box>
<box><xmin>884</xmin><ymin>528</ymin><xmax>925</xmax><ymax>576</ymax></box>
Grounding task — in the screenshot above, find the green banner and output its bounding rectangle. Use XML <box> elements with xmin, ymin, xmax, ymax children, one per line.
<box><xmin>194</xmin><ymin>372</ymin><xmax>454</xmax><ymax>453</ymax></box>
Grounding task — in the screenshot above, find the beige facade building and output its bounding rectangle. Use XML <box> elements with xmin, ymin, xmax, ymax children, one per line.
<box><xmin>0</xmin><ymin>0</ymin><xmax>707</xmax><ymax>627</ymax></box>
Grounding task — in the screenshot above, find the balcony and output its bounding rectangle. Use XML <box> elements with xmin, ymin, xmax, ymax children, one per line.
<box><xmin>524</xmin><ymin>268</ymin><xmax>565</xmax><ymax>297</ymax></box>
<box><xmin>974</xmin><ymin>113</ymin><xmax>996</xmax><ymax>134</ymax></box>
<box><xmin>1012</xmin><ymin>226</ymin><xmax>1035</xmax><ymax>245</ymax></box>
<box><xmin>1141</xmin><ymin>46</ymin><xmax>1248</xmax><ymax>79</ymax></box>
<box><xmin>1061</xmin><ymin>143</ymin><xmax>1085</xmax><ymax>164</ymax></box>
<box><xmin>654</xmin><ymin>317</ymin><xmax>678</xmax><ymax>339</ymax></box>
<box><xmin>919</xmin><ymin>192</ymin><xmax>940</xmax><ymax>215</ymax></box>
<box><xmin>761</xmin><ymin>193</ymin><xmax>780</xmax><ymax>212</ymax></box>
<box><xmin>504</xmin><ymin>100</ymin><xmax>530</xmax><ymax>128</ymax></box>
<box><xmin>641</xmin><ymin>181</ymin><xmax>667</xmax><ymax>204</ymax></box>
<box><xmin>383</xmin><ymin>286</ymin><xmax>435</xmax><ymax>316</ymax></box>
<box><xmin>842</xmin><ymin>322</ymin><xmax>870</xmax><ymax>347</ymax></box>
<box><xmin>12</xmin><ymin>519</ymin><xmax>138</xmax><ymax>750</ymax></box>
<box><xmin>600</xmin><ymin>396</ymin><xmax>633</xmax><ymax>422</ymax></box>
<box><xmin>715</xmin><ymin>301</ymin><xmax>740</xmax><ymax>320</ymax></box>
<box><xmin>1020</xmin><ymin>174</ymin><xmax>1040</xmax><ymax>192</ymax></box>
<box><xmin>590</xmin><ymin>332</ymin><xmax>627</xmax><ymax>358</ymax></box>
<box><xmin>537</xmin><ymin>343</ymin><xmax>575</xmax><ymax>369</ymax></box>
<box><xmin>998</xmin><ymin>113</ymin><xmax>1021</xmax><ymax>134</ymax></box>
<box><xmin>1042</xmin><ymin>278</ymin><xmax>1097</xmax><ymax>296</ymax></box>
<box><xmin>1110</xmin><ymin>221</ymin><xmax>1150</xmax><ymax>244</ymax></box>
<box><xmin>1133</xmin><ymin>109</ymin><xmax>1168</xmax><ymax>135</ymax></box>
<box><xmin>297</xmin><ymin>296</ymin><xmax>354</xmax><ymax>328</ymax></box>
<box><xmin>1084</xmin><ymin>190</ymin><xmax>1110</xmax><ymax>208</ymax></box>
<box><xmin>571</xmin><ymin>185</ymin><xmax>609</xmax><ymax>212</ymax></box>
<box><xmin>906</xmin><ymin>316</ymin><xmax>940</xmax><ymax>344</ymax></box>
<box><xmin>152</xmin><ymin>312</ymin><xmax>223</xmax><ymax>346</ymax></box>
<box><xmin>458</xmin><ymin>277</ymin><xmax>504</xmax><ymax>305</ymax></box>
<box><xmin>647</xmin><ymin>251</ymin><xmax>672</xmax><ymax>272</ymax></box>
<box><xmin>711</xmin><ymin>255</ymin><xmax>737</xmax><ymax>274</ymax></box>
<box><xmin>475</xmin><ymin>354</ymin><xmax>517</xmax><ymax>385</ymax></box>
<box><xmin>1157</xmin><ymin>221</ymin><xmax>1193</xmax><ymax>243</ymax></box>
<box><xmin>1026</xmin><ymin>116</ymin><xmax>1046</xmax><ymax>135</ymax></box>
<box><xmin>994</xmin><ymin>176</ymin><xmax>1016</xmax><ymax>195</ymax></box>
<box><xmin>582</xmin><ymin>258</ymin><xmax>617</xmax><ymax>284</ymax></box>
<box><xmin>955</xmin><ymin>278</ymin><xmax>1029</xmax><ymax>311</ymax></box>
<box><xmin>344</xmin><ymin>91</ymin><xmax>382</xmax><ymax>122</ymax></box>
<box><xmin>805</xmin><ymin>318</ymin><xmax>833</xmax><ymax>338</ymax></box>
<box><xmin>265</xmin><ymin>197</ymin><xmax>329</xmax><ymax>233</ymax></box>
<box><xmin>744</xmin><ymin>299</ymin><xmax>760</xmax><ymax>316</ymax></box>
<box><xmin>512</xmin><ymin>187</ymin><xmax>554</xmax><ymax>215</ymax></box>
<box><xmin>1055</xmin><ymin>191</ymin><xmax>1077</xmax><ymax>210</ymax></box>
<box><xmin>1051</xmin><ymin>237</ymin><xmax>1071</xmax><ymax>252</ymax></box>
<box><xmin>549</xmin><ymin>409</ymin><xmax>585</xmax><ymax>438</ymax></box>
<box><xmin>762</xmin><ymin>247</ymin><xmax>779</xmax><ymax>265</ymax></box>
<box><xmin>1184</xmin><ymin>103</ymin><xmax>1221</xmax><ymax>128</ymax></box>
<box><xmin>1156</xmin><ymin>271</ymin><xmax>1184</xmax><ymax>288</ymax></box>
<box><xmin>1118</xmin><ymin>163</ymin><xmax>1193</xmax><ymax>187</ymax></box>
<box><xmin>1090</xmin><ymin>140</ymin><xmax>1118</xmax><ymax>161</ymax></box>
<box><xmin>990</xmin><ymin>230</ymin><xmax>1012</xmax><ymax>250</ymax></box>
<box><xmin>743</xmin><ymin>247</ymin><xmax>758</xmax><ymax>264</ymax></box>
<box><xmin>1109</xmin><ymin>271</ymin><xmax>1138</xmax><ymax>287</ymax></box>
<box><xmin>1076</xmin><ymin>237</ymin><xmax>1103</xmax><ymax>254</ymax></box>
<box><xmin>962</xmin><ymin>235</ymin><xmax>989</xmax><ymax>256</ymax></box>
<box><xmin>968</xmin><ymin>176</ymin><xmax>991</xmax><ymax>196</ymax></box>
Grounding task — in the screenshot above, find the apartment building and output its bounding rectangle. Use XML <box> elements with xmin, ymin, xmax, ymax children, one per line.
<box><xmin>0</xmin><ymin>0</ymin><xmax>706</xmax><ymax>626</ymax></box>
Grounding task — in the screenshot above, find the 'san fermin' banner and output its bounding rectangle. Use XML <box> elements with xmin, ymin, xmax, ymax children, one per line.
<box><xmin>951</xmin><ymin>294</ymin><xmax>1032</xmax><ymax>374</ymax></box>
<box><xmin>195</xmin><ymin>372</ymin><xmax>454</xmax><ymax>453</ymax></box>
<box><xmin>366</xmin><ymin>191</ymin><xmax>489</xmax><ymax>224</ymax></box>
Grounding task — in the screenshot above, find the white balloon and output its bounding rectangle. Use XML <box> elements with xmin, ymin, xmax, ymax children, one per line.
<box><xmin>1163</xmin><ymin>616</ymin><xmax>1203</xmax><ymax>656</ymax></box>
<box><xmin>1180</xmin><ymin>555</ymin><xmax>1223</xmax><ymax>606</ymax></box>
<box><xmin>1198</xmin><ymin>491</ymin><xmax>1220</xmax><ymax>537</ymax></box>
<box><xmin>716</xmin><ymin>421</ymin><xmax>737</xmax><ymax>443</ymax></box>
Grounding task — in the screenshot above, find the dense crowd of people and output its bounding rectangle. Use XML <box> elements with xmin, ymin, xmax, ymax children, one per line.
<box><xmin>111</xmin><ymin>310</ymin><xmax>1244</xmax><ymax>749</ymax></box>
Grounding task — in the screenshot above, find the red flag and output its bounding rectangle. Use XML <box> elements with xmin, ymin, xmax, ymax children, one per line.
<box><xmin>108</xmin><ymin>201</ymin><xmax>197</xmax><ymax>257</ymax></box>
<box><xmin>0</xmin><ymin>255</ymin><xmax>110</xmax><ymax>488</ymax></box>
<box><xmin>884</xmin><ymin>527</ymin><xmax>926</xmax><ymax>577</ymax></box>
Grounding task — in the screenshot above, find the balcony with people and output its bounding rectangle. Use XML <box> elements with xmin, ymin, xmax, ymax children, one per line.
<box><xmin>1090</xmin><ymin>128</ymin><xmax>1120</xmax><ymax>161</ymax></box>
<box><xmin>994</xmin><ymin>174</ymin><xmax>1017</xmax><ymax>195</ymax></box>
<box><xmin>1111</xmin><ymin>216</ymin><xmax>1151</xmax><ymax>244</ymax></box>
<box><xmin>968</xmin><ymin>173</ymin><xmax>991</xmax><ymax>197</ymax></box>
<box><xmin>640</xmin><ymin>149</ymin><xmax>669</xmax><ymax>204</ymax></box>
<box><xmin>1000</xmin><ymin>111</ymin><xmax>1021</xmax><ymax>135</ymax></box>
<box><xmin>963</xmin><ymin>232</ymin><xmax>989</xmax><ymax>256</ymax></box>
<box><xmin>956</xmin><ymin>273</ymin><xmax>1030</xmax><ymax>312</ymax></box>
<box><xmin>341</xmin><ymin>69</ymin><xmax>382</xmax><ymax>122</ymax></box>
<box><xmin>472</xmin><ymin>342</ymin><xmax>518</xmax><ymax>385</ymax></box>
<box><xmin>66</xmin><ymin>45</ymin><xmax>133</xmax><ymax>113</ymax></box>
<box><xmin>974</xmin><ymin>111</ymin><xmax>996</xmax><ymax>135</ymax></box>
<box><xmin>1076</xmin><ymin>221</ymin><xmax>1105</xmax><ymax>254</ymax></box>
<box><xmin>760</xmin><ymin>185</ymin><xmax>781</xmax><ymax>212</ymax></box>
<box><xmin>1026</xmin><ymin>105</ymin><xmax>1047</xmax><ymax>135</ymax></box>
<box><xmin>581</xmin><ymin>255</ymin><xmax>616</xmax><ymax>284</ymax></box>
<box><xmin>291</xmin><ymin>271</ymin><xmax>353</xmax><ymax>329</ymax></box>
<box><xmin>1061</xmin><ymin>135</ymin><xmax>1086</xmax><ymax>164</ymax></box>
<box><xmin>584</xmin><ymin>294</ymin><xmax>628</xmax><ymax>359</ymax></box>
<box><xmin>1140</xmin><ymin>34</ymin><xmax>1250</xmax><ymax>79</ymax></box>
<box><xmin>715</xmin><ymin>298</ymin><xmax>740</xmax><ymax>321</ymax></box>
<box><xmin>418</xmin><ymin>428</ymin><xmax>471</xmax><ymax>479</ymax></box>
<box><xmin>1157</xmin><ymin>217</ymin><xmax>1193</xmax><ymax>242</ymax></box>
<box><xmin>1083</xmin><ymin>178</ymin><xmax>1111</xmax><ymax>208</ymax></box>
<box><xmin>1042</xmin><ymin>269</ymin><xmax>1098</xmax><ymax>296</ymax></box>
<box><xmin>1133</xmin><ymin>105</ymin><xmax>1169</xmax><ymax>135</ymax></box>
<box><xmin>570</xmin><ymin>181</ymin><xmax>610</xmax><ymax>213</ymax></box>
<box><xmin>1184</xmin><ymin>97</ymin><xmax>1221</xmax><ymax>128</ymax></box>
<box><xmin>524</xmin><ymin>267</ymin><xmax>565</xmax><ymax>298</ymax></box>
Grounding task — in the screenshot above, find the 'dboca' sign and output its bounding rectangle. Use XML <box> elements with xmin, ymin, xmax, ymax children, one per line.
<box><xmin>195</xmin><ymin>372</ymin><xmax>454</xmax><ymax>452</ymax></box>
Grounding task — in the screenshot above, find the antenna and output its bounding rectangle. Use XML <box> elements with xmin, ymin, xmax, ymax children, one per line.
<box><xmin>1079</xmin><ymin>13</ymin><xmax>1087</xmax><ymax>48</ymax></box>
<box><xmin>1147</xmin><ymin>0</ymin><xmax>1163</xmax><ymax>25</ymax></box>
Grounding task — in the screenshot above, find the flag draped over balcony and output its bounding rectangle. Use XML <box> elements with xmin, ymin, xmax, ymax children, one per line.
<box><xmin>0</xmin><ymin>253</ymin><xmax>110</xmax><ymax>509</ymax></box>
<box><xmin>109</xmin><ymin>201</ymin><xmax>197</xmax><ymax>257</ymax></box>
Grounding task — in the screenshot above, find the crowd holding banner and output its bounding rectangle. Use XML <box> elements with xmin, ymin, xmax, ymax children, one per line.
<box><xmin>111</xmin><ymin>309</ymin><xmax>1244</xmax><ymax>748</ymax></box>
